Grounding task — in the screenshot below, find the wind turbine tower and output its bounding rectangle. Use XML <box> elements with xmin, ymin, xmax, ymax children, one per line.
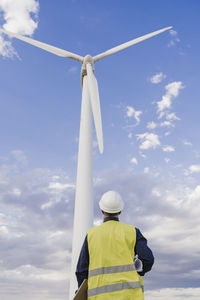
<box><xmin>0</xmin><ymin>25</ymin><xmax>172</xmax><ymax>299</ymax></box>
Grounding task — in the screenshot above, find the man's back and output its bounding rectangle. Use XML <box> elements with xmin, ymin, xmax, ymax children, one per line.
<box><xmin>87</xmin><ymin>220</ymin><xmax>144</xmax><ymax>299</ymax></box>
<box><xmin>88</xmin><ymin>221</ymin><xmax>136</xmax><ymax>268</ymax></box>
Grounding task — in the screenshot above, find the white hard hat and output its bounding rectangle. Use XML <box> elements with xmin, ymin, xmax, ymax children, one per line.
<box><xmin>99</xmin><ymin>191</ymin><xmax>124</xmax><ymax>213</ymax></box>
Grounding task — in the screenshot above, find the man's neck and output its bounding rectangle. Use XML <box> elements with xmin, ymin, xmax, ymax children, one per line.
<box><xmin>103</xmin><ymin>213</ymin><xmax>119</xmax><ymax>219</ymax></box>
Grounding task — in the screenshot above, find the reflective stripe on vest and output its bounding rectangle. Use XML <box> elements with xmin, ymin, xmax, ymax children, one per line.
<box><xmin>89</xmin><ymin>263</ymin><xmax>136</xmax><ymax>277</ymax></box>
<box><xmin>88</xmin><ymin>281</ymin><xmax>143</xmax><ymax>297</ymax></box>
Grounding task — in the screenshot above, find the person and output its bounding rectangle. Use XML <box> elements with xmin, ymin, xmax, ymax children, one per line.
<box><xmin>76</xmin><ymin>190</ymin><xmax>154</xmax><ymax>299</ymax></box>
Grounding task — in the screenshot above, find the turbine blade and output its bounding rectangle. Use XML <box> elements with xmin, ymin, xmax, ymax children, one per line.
<box><xmin>86</xmin><ymin>63</ymin><xmax>104</xmax><ymax>154</ymax></box>
<box><xmin>0</xmin><ymin>28</ymin><xmax>83</xmax><ymax>62</ymax></box>
<box><xmin>93</xmin><ymin>26</ymin><xmax>172</xmax><ymax>62</ymax></box>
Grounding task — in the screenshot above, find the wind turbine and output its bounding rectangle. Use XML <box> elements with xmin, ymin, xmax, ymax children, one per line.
<box><xmin>0</xmin><ymin>25</ymin><xmax>172</xmax><ymax>299</ymax></box>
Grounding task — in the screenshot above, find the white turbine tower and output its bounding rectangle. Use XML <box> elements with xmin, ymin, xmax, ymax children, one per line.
<box><xmin>0</xmin><ymin>25</ymin><xmax>172</xmax><ymax>299</ymax></box>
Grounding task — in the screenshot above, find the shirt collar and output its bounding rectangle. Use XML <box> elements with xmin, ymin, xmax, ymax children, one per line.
<box><xmin>103</xmin><ymin>217</ymin><xmax>119</xmax><ymax>222</ymax></box>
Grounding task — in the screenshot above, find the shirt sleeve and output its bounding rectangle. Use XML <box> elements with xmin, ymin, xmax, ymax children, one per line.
<box><xmin>75</xmin><ymin>235</ymin><xmax>89</xmax><ymax>288</ymax></box>
<box><xmin>135</xmin><ymin>228</ymin><xmax>154</xmax><ymax>276</ymax></box>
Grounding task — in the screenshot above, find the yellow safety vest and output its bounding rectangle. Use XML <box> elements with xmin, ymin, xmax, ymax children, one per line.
<box><xmin>87</xmin><ymin>220</ymin><xmax>144</xmax><ymax>299</ymax></box>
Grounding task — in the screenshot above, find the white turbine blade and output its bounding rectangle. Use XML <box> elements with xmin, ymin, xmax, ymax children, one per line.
<box><xmin>0</xmin><ymin>28</ymin><xmax>83</xmax><ymax>62</ymax></box>
<box><xmin>86</xmin><ymin>63</ymin><xmax>103</xmax><ymax>154</ymax></box>
<box><xmin>93</xmin><ymin>26</ymin><xmax>172</xmax><ymax>62</ymax></box>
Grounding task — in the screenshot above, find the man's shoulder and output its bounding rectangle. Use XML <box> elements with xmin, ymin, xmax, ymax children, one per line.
<box><xmin>88</xmin><ymin>222</ymin><xmax>138</xmax><ymax>234</ymax></box>
<box><xmin>119</xmin><ymin>221</ymin><xmax>136</xmax><ymax>230</ymax></box>
<box><xmin>91</xmin><ymin>221</ymin><xmax>136</xmax><ymax>231</ymax></box>
<box><xmin>88</xmin><ymin>224</ymin><xmax>101</xmax><ymax>234</ymax></box>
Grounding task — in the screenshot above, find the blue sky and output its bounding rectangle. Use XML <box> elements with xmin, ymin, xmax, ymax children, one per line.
<box><xmin>0</xmin><ymin>1</ymin><xmax>200</xmax><ymax>299</ymax></box>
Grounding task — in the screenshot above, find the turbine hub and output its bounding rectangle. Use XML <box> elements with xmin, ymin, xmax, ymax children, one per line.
<box><xmin>83</xmin><ymin>54</ymin><xmax>94</xmax><ymax>65</ymax></box>
<box><xmin>81</xmin><ymin>54</ymin><xmax>94</xmax><ymax>87</ymax></box>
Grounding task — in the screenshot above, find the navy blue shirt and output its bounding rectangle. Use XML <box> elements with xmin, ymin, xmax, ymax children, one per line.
<box><xmin>76</xmin><ymin>217</ymin><xmax>154</xmax><ymax>287</ymax></box>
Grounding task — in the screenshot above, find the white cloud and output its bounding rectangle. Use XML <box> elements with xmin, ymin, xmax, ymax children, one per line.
<box><xmin>136</xmin><ymin>133</ymin><xmax>161</xmax><ymax>150</ymax></box>
<box><xmin>194</xmin><ymin>151</ymin><xmax>200</xmax><ymax>159</ymax></box>
<box><xmin>170</xmin><ymin>29</ymin><xmax>178</xmax><ymax>37</ymax></box>
<box><xmin>130</xmin><ymin>157</ymin><xmax>138</xmax><ymax>165</ymax></box>
<box><xmin>11</xmin><ymin>188</ymin><xmax>22</xmax><ymax>196</ymax></box>
<box><xmin>162</xmin><ymin>145</ymin><xmax>175</xmax><ymax>152</ymax></box>
<box><xmin>166</xmin><ymin>112</ymin><xmax>180</xmax><ymax>121</ymax></box>
<box><xmin>158</xmin><ymin>111</ymin><xmax>165</xmax><ymax>119</ymax></box>
<box><xmin>168</xmin><ymin>40</ymin><xmax>177</xmax><ymax>47</ymax></box>
<box><xmin>157</xmin><ymin>95</ymin><xmax>171</xmax><ymax>113</ymax></box>
<box><xmin>0</xmin><ymin>0</ymin><xmax>39</xmax><ymax>34</ymax></box>
<box><xmin>126</xmin><ymin>106</ymin><xmax>134</xmax><ymax>117</ymax></box>
<box><xmin>139</xmin><ymin>151</ymin><xmax>146</xmax><ymax>158</ymax></box>
<box><xmin>159</xmin><ymin>114</ymin><xmax>179</xmax><ymax>127</ymax></box>
<box><xmin>150</xmin><ymin>72</ymin><xmax>166</xmax><ymax>84</ymax></box>
<box><xmin>0</xmin><ymin>33</ymin><xmax>17</xmax><ymax>58</ymax></box>
<box><xmin>166</xmin><ymin>81</ymin><xmax>183</xmax><ymax>97</ymax></box>
<box><xmin>93</xmin><ymin>219</ymin><xmax>102</xmax><ymax>226</ymax></box>
<box><xmin>164</xmin><ymin>158</ymin><xmax>170</xmax><ymax>163</ymax></box>
<box><xmin>0</xmin><ymin>0</ymin><xmax>39</xmax><ymax>57</ymax></box>
<box><xmin>183</xmin><ymin>140</ymin><xmax>192</xmax><ymax>146</ymax></box>
<box><xmin>128</xmin><ymin>133</ymin><xmax>132</xmax><ymax>139</ymax></box>
<box><xmin>144</xmin><ymin>167</ymin><xmax>149</xmax><ymax>174</ymax></box>
<box><xmin>157</xmin><ymin>81</ymin><xmax>184</xmax><ymax>114</ymax></box>
<box><xmin>165</xmin><ymin>131</ymin><xmax>171</xmax><ymax>136</ymax></box>
<box><xmin>168</xmin><ymin>29</ymin><xmax>180</xmax><ymax>47</ymax></box>
<box><xmin>0</xmin><ymin>152</ymin><xmax>75</xmax><ymax>299</ymax></box>
<box><xmin>68</xmin><ymin>66</ymin><xmax>78</xmax><ymax>74</ymax></box>
<box><xmin>145</xmin><ymin>288</ymin><xmax>200</xmax><ymax>300</ymax></box>
<box><xmin>158</xmin><ymin>112</ymin><xmax>180</xmax><ymax>127</ymax></box>
<box><xmin>11</xmin><ymin>149</ymin><xmax>28</xmax><ymax>165</ymax></box>
<box><xmin>146</xmin><ymin>121</ymin><xmax>157</xmax><ymax>130</ymax></box>
<box><xmin>52</xmin><ymin>175</ymin><xmax>60</xmax><ymax>181</ymax></box>
<box><xmin>126</xmin><ymin>106</ymin><xmax>142</xmax><ymax>125</ymax></box>
<box><xmin>190</xmin><ymin>185</ymin><xmax>200</xmax><ymax>201</ymax></box>
<box><xmin>188</xmin><ymin>165</ymin><xmax>200</xmax><ymax>174</ymax></box>
<box><xmin>49</xmin><ymin>182</ymin><xmax>75</xmax><ymax>191</ymax></box>
<box><xmin>160</xmin><ymin>120</ymin><xmax>174</xmax><ymax>127</ymax></box>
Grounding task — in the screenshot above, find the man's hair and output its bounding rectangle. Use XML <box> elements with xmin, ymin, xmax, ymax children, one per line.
<box><xmin>103</xmin><ymin>211</ymin><xmax>121</xmax><ymax>217</ymax></box>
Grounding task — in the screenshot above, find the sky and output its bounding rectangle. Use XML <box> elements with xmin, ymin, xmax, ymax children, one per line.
<box><xmin>0</xmin><ymin>0</ymin><xmax>200</xmax><ymax>299</ymax></box>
